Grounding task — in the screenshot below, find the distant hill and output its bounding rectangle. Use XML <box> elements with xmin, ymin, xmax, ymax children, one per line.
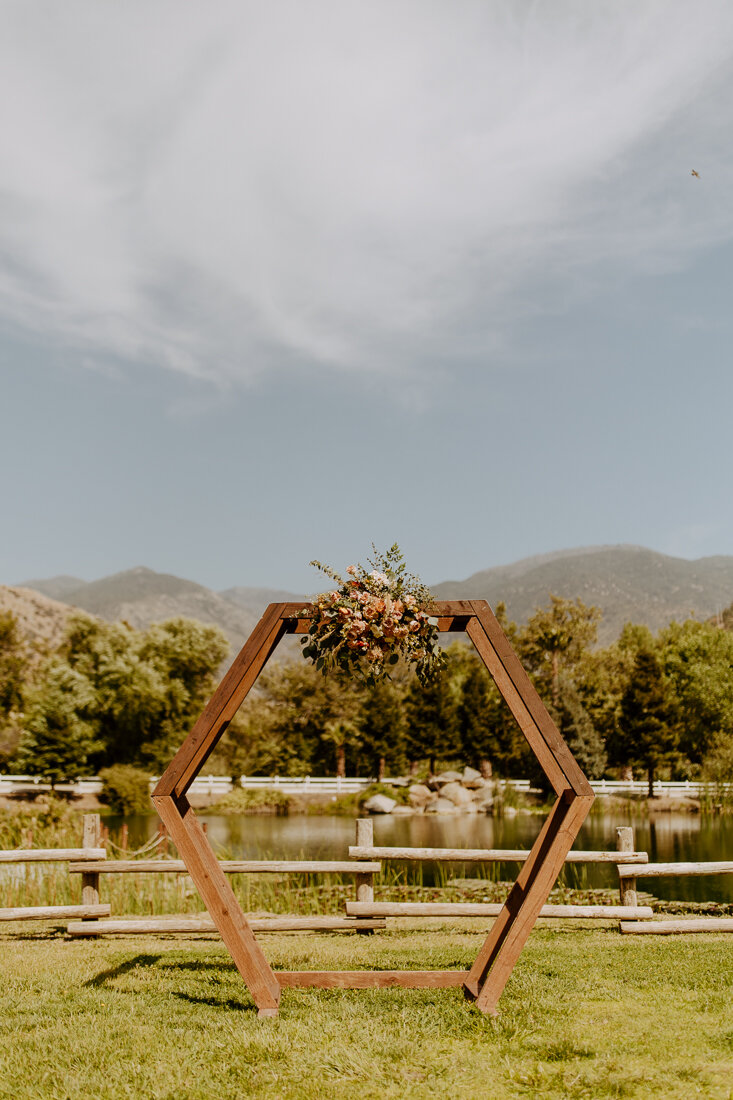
<box><xmin>19</xmin><ymin>575</ymin><xmax>86</xmax><ymax>602</ymax></box>
<box><xmin>18</xmin><ymin>546</ymin><xmax>733</xmax><ymax>653</ymax></box>
<box><xmin>0</xmin><ymin>586</ymin><xmax>75</xmax><ymax>657</ymax></box>
<box><xmin>219</xmin><ymin>586</ymin><xmax>305</xmax><ymax>615</ymax></box>
<box><xmin>432</xmin><ymin>545</ymin><xmax>733</xmax><ymax>644</ymax></box>
<box><xmin>20</xmin><ymin>568</ymin><xmax>305</xmax><ymax>658</ymax></box>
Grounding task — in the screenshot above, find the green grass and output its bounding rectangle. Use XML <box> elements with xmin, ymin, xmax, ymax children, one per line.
<box><xmin>1</xmin><ymin>926</ymin><xmax>732</xmax><ymax>1099</ymax></box>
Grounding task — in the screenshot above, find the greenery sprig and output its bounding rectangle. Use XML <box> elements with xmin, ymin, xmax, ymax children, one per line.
<box><xmin>299</xmin><ymin>544</ymin><xmax>444</xmax><ymax>686</ymax></box>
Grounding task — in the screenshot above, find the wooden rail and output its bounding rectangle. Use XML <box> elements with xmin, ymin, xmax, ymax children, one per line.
<box><xmin>67</xmin><ymin>916</ymin><xmax>386</xmax><ymax>936</ymax></box>
<box><xmin>0</xmin><ymin>848</ymin><xmax>106</xmax><ymax>863</ymax></box>
<box><xmin>0</xmin><ymin>814</ymin><xmax>106</xmax><ymax>923</ymax></box>
<box><xmin>68</xmin><ymin>860</ymin><xmax>380</xmax><ymax>875</ymax></box>
<box><xmin>349</xmin><ymin>845</ymin><xmax>648</xmax><ymax>864</ymax></box>
<box><xmin>346</xmin><ymin>902</ymin><xmax>654</xmax><ymax>919</ymax></box>
<box><xmin>620</xmin><ymin>918</ymin><xmax>733</xmax><ymax>935</ymax></box>
<box><xmin>618</xmin><ymin>861</ymin><xmax>733</xmax><ymax>879</ymax></box>
<box><xmin>0</xmin><ymin>904</ymin><xmax>110</xmax><ymax>921</ymax></box>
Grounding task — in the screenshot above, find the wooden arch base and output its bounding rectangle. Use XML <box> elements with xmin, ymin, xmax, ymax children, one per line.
<box><xmin>153</xmin><ymin>601</ymin><xmax>593</xmax><ymax>1017</ymax></box>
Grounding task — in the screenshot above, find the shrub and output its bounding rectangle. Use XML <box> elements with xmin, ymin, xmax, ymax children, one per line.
<box><xmin>207</xmin><ymin>787</ymin><xmax>291</xmax><ymax>815</ymax></box>
<box><xmin>99</xmin><ymin>765</ymin><xmax>152</xmax><ymax>814</ymax></box>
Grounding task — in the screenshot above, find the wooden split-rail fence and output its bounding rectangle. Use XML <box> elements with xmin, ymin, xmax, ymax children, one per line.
<box><xmin>2</xmin><ymin>815</ymin><xmax>731</xmax><ymax>936</ymax></box>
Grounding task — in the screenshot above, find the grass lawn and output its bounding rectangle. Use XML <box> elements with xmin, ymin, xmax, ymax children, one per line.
<box><xmin>1</xmin><ymin>922</ymin><xmax>732</xmax><ymax>1099</ymax></box>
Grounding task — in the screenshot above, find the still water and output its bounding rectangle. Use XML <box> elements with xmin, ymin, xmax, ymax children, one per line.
<box><xmin>107</xmin><ymin>810</ymin><xmax>733</xmax><ymax>904</ymax></box>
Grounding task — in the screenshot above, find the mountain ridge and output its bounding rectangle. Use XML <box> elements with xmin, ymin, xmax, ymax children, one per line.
<box><xmin>16</xmin><ymin>545</ymin><xmax>733</xmax><ymax>649</ymax></box>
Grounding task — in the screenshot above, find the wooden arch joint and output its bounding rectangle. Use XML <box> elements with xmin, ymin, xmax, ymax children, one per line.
<box><xmin>153</xmin><ymin>600</ymin><xmax>594</xmax><ymax>1017</ymax></box>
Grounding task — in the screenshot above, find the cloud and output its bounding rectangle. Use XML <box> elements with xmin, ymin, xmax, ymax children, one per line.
<box><xmin>2</xmin><ymin>0</ymin><xmax>733</xmax><ymax>383</ymax></box>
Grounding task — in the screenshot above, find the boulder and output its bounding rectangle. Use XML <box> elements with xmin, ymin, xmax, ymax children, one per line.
<box><xmin>408</xmin><ymin>784</ymin><xmax>433</xmax><ymax>807</ymax></box>
<box><xmin>426</xmin><ymin>797</ymin><xmax>457</xmax><ymax>815</ymax></box>
<box><xmin>435</xmin><ymin>770</ymin><xmax>463</xmax><ymax>786</ymax></box>
<box><xmin>440</xmin><ymin>782</ymin><xmax>472</xmax><ymax>806</ymax></box>
<box><xmin>391</xmin><ymin>804</ymin><xmax>416</xmax><ymax>815</ymax></box>
<box><xmin>461</xmin><ymin>766</ymin><xmax>485</xmax><ymax>789</ymax></box>
<box><xmin>362</xmin><ymin>793</ymin><xmax>397</xmax><ymax>814</ymax></box>
<box><xmin>473</xmin><ymin>791</ymin><xmax>494</xmax><ymax>812</ymax></box>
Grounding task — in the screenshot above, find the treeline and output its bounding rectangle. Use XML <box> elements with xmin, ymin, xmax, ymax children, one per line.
<box><xmin>0</xmin><ymin>613</ymin><xmax>228</xmax><ymax>780</ymax></box>
<box><xmin>2</xmin><ymin>597</ymin><xmax>733</xmax><ymax>793</ymax></box>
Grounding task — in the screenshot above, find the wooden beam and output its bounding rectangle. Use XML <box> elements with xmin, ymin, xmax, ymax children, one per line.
<box><xmin>0</xmin><ymin>848</ymin><xmax>106</xmax><ymax>863</ymax></box>
<box><xmin>150</xmin><ymin>599</ymin><xmax>598</xmax><ymax>1019</ymax></box>
<box><xmin>154</xmin><ymin>603</ymin><xmax>288</xmax><ymax>799</ymax></box>
<box><xmin>619</xmin><ymin>861</ymin><xmax>733</xmax><ymax>878</ymax></box>
<box><xmin>348</xmin><ymin>846</ymin><xmax>647</xmax><ymax>864</ymax></box>
<box><xmin>153</xmin><ymin>792</ymin><xmax>281</xmax><ymax>1015</ymax></box>
<box><xmin>67</xmin><ymin>916</ymin><xmax>386</xmax><ymax>936</ymax></box>
<box><xmin>69</xmin><ymin>860</ymin><xmax>381</xmax><ymax>875</ymax></box>
<box><xmin>620</xmin><ymin>918</ymin><xmax>733</xmax><ymax>935</ymax></box>
<box><xmin>0</xmin><ymin>904</ymin><xmax>110</xmax><ymax>921</ymax></box>
<box><xmin>465</xmin><ymin>792</ymin><xmax>593</xmax><ymax>1014</ymax></box>
<box><xmin>275</xmin><ymin>970</ymin><xmax>470</xmax><ymax>989</ymax></box>
<box><xmin>467</xmin><ymin>605</ymin><xmax>592</xmax><ymax>797</ymax></box>
<box><xmin>346</xmin><ymin>902</ymin><xmax>654</xmax><ymax>919</ymax></box>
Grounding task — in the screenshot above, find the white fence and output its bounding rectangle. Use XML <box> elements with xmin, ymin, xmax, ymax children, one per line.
<box><xmin>1</xmin><ymin>774</ymin><xmax>730</xmax><ymax>798</ymax></box>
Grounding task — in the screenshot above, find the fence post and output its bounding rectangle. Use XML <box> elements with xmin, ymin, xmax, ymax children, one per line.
<box><xmin>616</xmin><ymin>826</ymin><xmax>637</xmax><ymax>907</ymax></box>
<box><xmin>81</xmin><ymin>813</ymin><xmax>101</xmax><ymax>917</ymax></box>
<box><xmin>355</xmin><ymin>818</ymin><xmax>374</xmax><ymax>933</ymax></box>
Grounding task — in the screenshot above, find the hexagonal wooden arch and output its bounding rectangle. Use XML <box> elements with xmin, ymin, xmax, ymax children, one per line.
<box><xmin>153</xmin><ymin>600</ymin><xmax>594</xmax><ymax>1017</ymax></box>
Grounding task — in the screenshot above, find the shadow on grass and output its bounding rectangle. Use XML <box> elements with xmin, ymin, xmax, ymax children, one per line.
<box><xmin>171</xmin><ymin>990</ymin><xmax>253</xmax><ymax>1011</ymax></box>
<box><xmin>84</xmin><ymin>953</ymin><xmax>163</xmax><ymax>988</ymax></box>
<box><xmin>85</xmin><ymin>953</ymin><xmax>257</xmax><ymax>1011</ymax></box>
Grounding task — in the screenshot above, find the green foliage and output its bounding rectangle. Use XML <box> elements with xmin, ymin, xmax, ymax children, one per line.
<box><xmin>403</xmin><ymin>644</ymin><xmax>463</xmax><ymax>772</ymax></box>
<box><xmin>206</xmin><ymin>786</ymin><xmax>291</xmax><ymax>815</ymax></box>
<box><xmin>0</xmin><ymin>611</ymin><xmax>26</xmax><ymax>714</ymax></box>
<box><xmin>614</xmin><ymin>647</ymin><xmax>678</xmax><ymax>795</ymax></box>
<box><xmin>358</xmin><ymin>679</ymin><xmax>407</xmax><ymax>777</ymax></box>
<box><xmin>0</xmin><ymin>611</ymin><xmax>28</xmax><ymax>766</ymax></box>
<box><xmin>12</xmin><ymin>613</ymin><xmax>229</xmax><ymax>778</ymax></box>
<box><xmin>519</xmin><ymin>595</ymin><xmax>601</xmax><ymax>706</ymax></box>
<box><xmin>0</xmin><ymin>797</ymin><xmax>79</xmax><ymax>849</ymax></box>
<box><xmin>98</xmin><ymin>764</ymin><xmax>152</xmax><ymax>814</ymax></box>
<box><xmin>701</xmin><ymin>733</ymin><xmax>733</xmax><ymax>810</ymax></box>
<box><xmin>658</xmin><ymin>620</ymin><xmax>733</xmax><ymax>764</ymax></box>
<box><xmin>458</xmin><ymin>653</ymin><xmax>526</xmax><ymax>775</ymax></box>
<box><xmin>15</xmin><ymin>658</ymin><xmax>103</xmax><ymax>784</ymax></box>
<box><xmin>548</xmin><ymin>677</ymin><xmax>607</xmax><ymax>779</ymax></box>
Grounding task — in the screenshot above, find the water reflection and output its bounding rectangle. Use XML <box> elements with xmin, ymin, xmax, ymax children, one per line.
<box><xmin>105</xmin><ymin>809</ymin><xmax>732</xmax><ymax>903</ymax></box>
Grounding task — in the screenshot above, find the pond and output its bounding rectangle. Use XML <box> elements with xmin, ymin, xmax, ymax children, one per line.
<box><xmin>104</xmin><ymin>808</ymin><xmax>733</xmax><ymax>904</ymax></box>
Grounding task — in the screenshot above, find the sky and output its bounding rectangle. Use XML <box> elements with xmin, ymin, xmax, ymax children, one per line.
<box><xmin>2</xmin><ymin>1</ymin><xmax>733</xmax><ymax>594</ymax></box>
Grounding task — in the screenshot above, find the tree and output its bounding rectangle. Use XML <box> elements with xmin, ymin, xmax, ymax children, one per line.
<box><xmin>0</xmin><ymin>611</ymin><xmax>27</xmax><ymax>766</ymax></box>
<box><xmin>577</xmin><ymin>623</ymin><xmax>655</xmax><ymax>777</ymax></box>
<box><xmin>15</xmin><ymin>659</ymin><xmax>102</xmax><ymax>785</ymax></box>
<box><xmin>519</xmin><ymin>595</ymin><xmax>601</xmax><ymax>707</ymax></box>
<box><xmin>403</xmin><ymin>646</ymin><xmax>462</xmax><ymax>774</ymax></box>
<box><xmin>13</xmin><ymin>613</ymin><xmax>230</xmax><ymax>775</ymax></box>
<box><xmin>225</xmin><ymin>660</ymin><xmax>364</xmax><ymax>777</ymax></box>
<box><xmin>658</xmin><ymin>620</ymin><xmax>733</xmax><ymax>766</ymax></box>
<box><xmin>457</xmin><ymin>654</ymin><xmax>525</xmax><ymax>777</ymax></box>
<box><xmin>321</xmin><ymin>718</ymin><xmax>361</xmax><ymax>778</ymax></box>
<box><xmin>548</xmin><ymin>676</ymin><xmax>606</xmax><ymax>779</ymax></box>
<box><xmin>615</xmin><ymin>647</ymin><xmax>677</xmax><ymax>796</ymax></box>
<box><xmin>359</xmin><ymin>679</ymin><xmax>406</xmax><ymax>780</ymax></box>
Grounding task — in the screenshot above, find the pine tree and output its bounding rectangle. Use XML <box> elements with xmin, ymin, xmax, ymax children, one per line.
<box><xmin>616</xmin><ymin>648</ymin><xmax>677</xmax><ymax>796</ymax></box>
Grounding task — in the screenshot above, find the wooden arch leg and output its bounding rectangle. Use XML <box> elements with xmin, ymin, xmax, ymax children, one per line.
<box><xmin>464</xmin><ymin>791</ymin><xmax>593</xmax><ymax>1014</ymax></box>
<box><xmin>153</xmin><ymin>793</ymin><xmax>281</xmax><ymax>1016</ymax></box>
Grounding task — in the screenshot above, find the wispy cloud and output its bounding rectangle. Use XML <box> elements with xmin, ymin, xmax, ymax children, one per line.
<box><xmin>2</xmin><ymin>0</ymin><xmax>733</xmax><ymax>383</ymax></box>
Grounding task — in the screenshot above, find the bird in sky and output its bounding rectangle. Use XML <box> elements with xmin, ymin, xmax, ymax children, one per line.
<box><xmin>691</xmin><ymin>169</ymin><xmax>700</xmax><ymax>178</ymax></box>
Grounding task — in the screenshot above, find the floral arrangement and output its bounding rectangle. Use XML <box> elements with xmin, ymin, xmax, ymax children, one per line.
<box><xmin>299</xmin><ymin>544</ymin><xmax>444</xmax><ymax>686</ymax></box>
